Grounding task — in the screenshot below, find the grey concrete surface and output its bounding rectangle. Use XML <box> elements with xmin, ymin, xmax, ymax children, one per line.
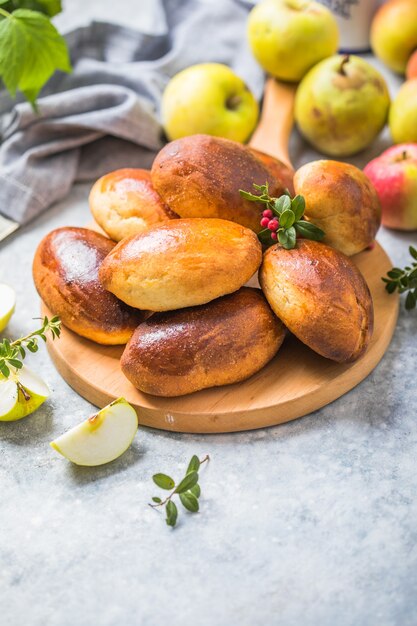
<box><xmin>1</xmin><ymin>2</ymin><xmax>417</xmax><ymax>626</ymax></box>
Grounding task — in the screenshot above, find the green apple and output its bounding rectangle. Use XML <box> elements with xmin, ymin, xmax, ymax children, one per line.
<box><xmin>389</xmin><ymin>79</ymin><xmax>417</xmax><ymax>144</ymax></box>
<box><xmin>162</xmin><ymin>63</ymin><xmax>259</xmax><ymax>143</ymax></box>
<box><xmin>371</xmin><ymin>0</ymin><xmax>417</xmax><ymax>74</ymax></box>
<box><xmin>0</xmin><ymin>284</ymin><xmax>16</xmax><ymax>332</ymax></box>
<box><xmin>0</xmin><ymin>365</ymin><xmax>50</xmax><ymax>421</ymax></box>
<box><xmin>294</xmin><ymin>55</ymin><xmax>390</xmax><ymax>156</ymax></box>
<box><xmin>247</xmin><ymin>0</ymin><xmax>339</xmax><ymax>82</ymax></box>
<box><xmin>51</xmin><ymin>397</ymin><xmax>138</xmax><ymax>466</ymax></box>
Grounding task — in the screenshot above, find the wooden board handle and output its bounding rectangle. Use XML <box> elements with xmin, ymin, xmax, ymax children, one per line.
<box><xmin>249</xmin><ymin>78</ymin><xmax>296</xmax><ymax>169</ymax></box>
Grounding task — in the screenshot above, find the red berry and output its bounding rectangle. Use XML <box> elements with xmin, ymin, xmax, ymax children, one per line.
<box><xmin>263</xmin><ymin>209</ymin><xmax>273</xmax><ymax>218</ymax></box>
<box><xmin>270</xmin><ymin>232</ymin><xmax>277</xmax><ymax>240</ymax></box>
<box><xmin>268</xmin><ymin>219</ymin><xmax>279</xmax><ymax>231</ymax></box>
<box><xmin>260</xmin><ymin>217</ymin><xmax>270</xmax><ymax>228</ymax></box>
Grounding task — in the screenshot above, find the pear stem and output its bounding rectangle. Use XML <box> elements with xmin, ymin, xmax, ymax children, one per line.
<box><xmin>339</xmin><ymin>55</ymin><xmax>350</xmax><ymax>76</ymax></box>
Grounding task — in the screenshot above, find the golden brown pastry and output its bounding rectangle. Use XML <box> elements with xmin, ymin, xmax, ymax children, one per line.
<box><xmin>121</xmin><ymin>287</ymin><xmax>285</xmax><ymax>396</ymax></box>
<box><xmin>294</xmin><ymin>160</ymin><xmax>381</xmax><ymax>256</ymax></box>
<box><xmin>249</xmin><ymin>147</ymin><xmax>295</xmax><ymax>195</ymax></box>
<box><xmin>89</xmin><ymin>168</ymin><xmax>177</xmax><ymax>242</ymax></box>
<box><xmin>33</xmin><ymin>227</ymin><xmax>147</xmax><ymax>345</ymax></box>
<box><xmin>151</xmin><ymin>134</ymin><xmax>287</xmax><ymax>232</ymax></box>
<box><xmin>99</xmin><ymin>218</ymin><xmax>262</xmax><ymax>312</ymax></box>
<box><xmin>259</xmin><ymin>240</ymin><xmax>373</xmax><ymax>362</ymax></box>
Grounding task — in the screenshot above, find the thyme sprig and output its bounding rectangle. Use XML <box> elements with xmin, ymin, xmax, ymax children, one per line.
<box><xmin>0</xmin><ymin>316</ymin><xmax>61</xmax><ymax>378</ymax></box>
<box><xmin>150</xmin><ymin>454</ymin><xmax>210</xmax><ymax>527</ymax></box>
<box><xmin>382</xmin><ymin>246</ymin><xmax>417</xmax><ymax>311</ymax></box>
<box><xmin>239</xmin><ymin>182</ymin><xmax>325</xmax><ymax>249</ymax></box>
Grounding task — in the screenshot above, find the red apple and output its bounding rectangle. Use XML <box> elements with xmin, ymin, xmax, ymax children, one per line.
<box><xmin>364</xmin><ymin>144</ymin><xmax>417</xmax><ymax>230</ymax></box>
<box><xmin>406</xmin><ymin>50</ymin><xmax>417</xmax><ymax>79</ymax></box>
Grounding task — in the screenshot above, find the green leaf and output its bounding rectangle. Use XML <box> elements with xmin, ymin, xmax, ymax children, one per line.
<box><xmin>8</xmin><ymin>358</ymin><xmax>22</xmax><ymax>369</ymax></box>
<box><xmin>387</xmin><ymin>269</ymin><xmax>403</xmax><ymax>279</ymax></box>
<box><xmin>294</xmin><ymin>220</ymin><xmax>325</xmax><ymax>241</ymax></box>
<box><xmin>152</xmin><ymin>473</ymin><xmax>175</xmax><ymax>490</ymax></box>
<box><xmin>0</xmin><ymin>361</ymin><xmax>10</xmax><ymax>377</ymax></box>
<box><xmin>165</xmin><ymin>500</ymin><xmax>178</xmax><ymax>527</ymax></box>
<box><xmin>279</xmin><ymin>209</ymin><xmax>295</xmax><ymax>229</ymax></box>
<box><xmin>187</xmin><ymin>455</ymin><xmax>200</xmax><ymax>474</ymax></box>
<box><xmin>410</xmin><ymin>246</ymin><xmax>417</xmax><ymax>261</ymax></box>
<box><xmin>405</xmin><ymin>291</ymin><xmax>416</xmax><ymax>310</ymax></box>
<box><xmin>239</xmin><ymin>189</ymin><xmax>268</xmax><ymax>203</ymax></box>
<box><xmin>175</xmin><ymin>470</ymin><xmax>199</xmax><ymax>494</ymax></box>
<box><xmin>190</xmin><ymin>484</ymin><xmax>201</xmax><ymax>498</ymax></box>
<box><xmin>152</xmin><ymin>496</ymin><xmax>162</xmax><ymax>504</ymax></box>
<box><xmin>12</xmin><ymin>0</ymin><xmax>62</xmax><ymax>17</ymax></box>
<box><xmin>0</xmin><ymin>9</ymin><xmax>71</xmax><ymax>106</ymax></box>
<box><xmin>273</xmin><ymin>195</ymin><xmax>291</xmax><ymax>215</ymax></box>
<box><xmin>385</xmin><ymin>282</ymin><xmax>397</xmax><ymax>294</ymax></box>
<box><xmin>291</xmin><ymin>195</ymin><xmax>305</xmax><ymax>221</ymax></box>
<box><xmin>278</xmin><ymin>229</ymin><xmax>289</xmax><ymax>248</ymax></box>
<box><xmin>286</xmin><ymin>226</ymin><xmax>296</xmax><ymax>249</ymax></box>
<box><xmin>179</xmin><ymin>492</ymin><xmax>199</xmax><ymax>513</ymax></box>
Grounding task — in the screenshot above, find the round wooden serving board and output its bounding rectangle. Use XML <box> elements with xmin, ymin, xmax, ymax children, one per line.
<box><xmin>43</xmin><ymin>242</ymin><xmax>398</xmax><ymax>433</ymax></box>
<box><xmin>42</xmin><ymin>78</ymin><xmax>399</xmax><ymax>432</ymax></box>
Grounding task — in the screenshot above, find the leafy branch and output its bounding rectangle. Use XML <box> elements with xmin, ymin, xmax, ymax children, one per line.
<box><xmin>0</xmin><ymin>1</ymin><xmax>71</xmax><ymax>108</ymax></box>
<box><xmin>0</xmin><ymin>315</ymin><xmax>61</xmax><ymax>377</ymax></box>
<box><xmin>382</xmin><ymin>245</ymin><xmax>417</xmax><ymax>311</ymax></box>
<box><xmin>239</xmin><ymin>182</ymin><xmax>325</xmax><ymax>249</ymax></box>
<box><xmin>150</xmin><ymin>454</ymin><xmax>210</xmax><ymax>527</ymax></box>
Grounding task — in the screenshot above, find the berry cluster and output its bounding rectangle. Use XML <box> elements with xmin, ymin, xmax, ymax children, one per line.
<box><xmin>260</xmin><ymin>209</ymin><xmax>279</xmax><ymax>240</ymax></box>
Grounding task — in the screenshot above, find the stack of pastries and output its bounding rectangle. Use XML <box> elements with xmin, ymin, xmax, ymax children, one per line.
<box><xmin>33</xmin><ymin>134</ymin><xmax>378</xmax><ymax>397</ymax></box>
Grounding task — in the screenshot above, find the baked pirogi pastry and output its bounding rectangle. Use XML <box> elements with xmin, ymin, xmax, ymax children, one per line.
<box><xmin>89</xmin><ymin>168</ymin><xmax>177</xmax><ymax>242</ymax></box>
<box><xmin>99</xmin><ymin>218</ymin><xmax>262</xmax><ymax>312</ymax></box>
<box><xmin>121</xmin><ymin>287</ymin><xmax>285</xmax><ymax>396</ymax></box>
<box><xmin>151</xmin><ymin>134</ymin><xmax>287</xmax><ymax>232</ymax></box>
<box><xmin>293</xmin><ymin>160</ymin><xmax>381</xmax><ymax>256</ymax></box>
<box><xmin>259</xmin><ymin>240</ymin><xmax>374</xmax><ymax>363</ymax></box>
<box><xmin>33</xmin><ymin>227</ymin><xmax>147</xmax><ymax>345</ymax></box>
<box><xmin>248</xmin><ymin>147</ymin><xmax>295</xmax><ymax>195</ymax></box>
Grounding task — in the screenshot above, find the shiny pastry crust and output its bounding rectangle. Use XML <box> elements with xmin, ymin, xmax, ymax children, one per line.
<box><xmin>151</xmin><ymin>134</ymin><xmax>287</xmax><ymax>232</ymax></box>
<box><xmin>89</xmin><ymin>168</ymin><xmax>177</xmax><ymax>242</ymax></box>
<box><xmin>121</xmin><ymin>287</ymin><xmax>285</xmax><ymax>396</ymax></box>
<box><xmin>33</xmin><ymin>227</ymin><xmax>146</xmax><ymax>345</ymax></box>
<box><xmin>99</xmin><ymin>218</ymin><xmax>262</xmax><ymax>312</ymax></box>
<box><xmin>249</xmin><ymin>147</ymin><xmax>295</xmax><ymax>195</ymax></box>
<box><xmin>259</xmin><ymin>240</ymin><xmax>374</xmax><ymax>362</ymax></box>
<box><xmin>294</xmin><ymin>160</ymin><xmax>381</xmax><ymax>256</ymax></box>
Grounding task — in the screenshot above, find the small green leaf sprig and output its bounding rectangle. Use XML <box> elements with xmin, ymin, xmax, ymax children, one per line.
<box><xmin>382</xmin><ymin>246</ymin><xmax>417</xmax><ymax>311</ymax></box>
<box><xmin>239</xmin><ymin>182</ymin><xmax>325</xmax><ymax>249</ymax></box>
<box><xmin>150</xmin><ymin>454</ymin><xmax>210</xmax><ymax>527</ymax></box>
<box><xmin>0</xmin><ymin>315</ymin><xmax>61</xmax><ymax>378</ymax></box>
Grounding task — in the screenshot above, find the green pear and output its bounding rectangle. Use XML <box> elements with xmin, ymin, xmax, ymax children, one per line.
<box><xmin>50</xmin><ymin>398</ymin><xmax>138</xmax><ymax>466</ymax></box>
<box><xmin>295</xmin><ymin>55</ymin><xmax>390</xmax><ymax>156</ymax></box>
<box><xmin>0</xmin><ymin>365</ymin><xmax>50</xmax><ymax>421</ymax></box>
<box><xmin>0</xmin><ymin>284</ymin><xmax>16</xmax><ymax>333</ymax></box>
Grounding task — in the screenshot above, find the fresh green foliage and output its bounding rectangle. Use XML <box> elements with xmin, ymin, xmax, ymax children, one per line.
<box><xmin>382</xmin><ymin>246</ymin><xmax>417</xmax><ymax>311</ymax></box>
<box><xmin>0</xmin><ymin>315</ymin><xmax>61</xmax><ymax>377</ymax></box>
<box><xmin>150</xmin><ymin>455</ymin><xmax>209</xmax><ymax>528</ymax></box>
<box><xmin>0</xmin><ymin>2</ymin><xmax>70</xmax><ymax>107</ymax></box>
<box><xmin>239</xmin><ymin>182</ymin><xmax>325</xmax><ymax>250</ymax></box>
<box><xmin>0</xmin><ymin>1</ymin><xmax>62</xmax><ymax>17</ymax></box>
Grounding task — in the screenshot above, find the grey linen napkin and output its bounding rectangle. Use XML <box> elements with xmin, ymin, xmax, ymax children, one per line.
<box><xmin>0</xmin><ymin>0</ymin><xmax>263</xmax><ymax>225</ymax></box>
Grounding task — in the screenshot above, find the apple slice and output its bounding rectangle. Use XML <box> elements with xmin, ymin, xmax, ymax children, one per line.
<box><xmin>0</xmin><ymin>284</ymin><xmax>16</xmax><ymax>332</ymax></box>
<box><xmin>0</xmin><ymin>365</ymin><xmax>50</xmax><ymax>421</ymax></box>
<box><xmin>51</xmin><ymin>398</ymin><xmax>138</xmax><ymax>466</ymax></box>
